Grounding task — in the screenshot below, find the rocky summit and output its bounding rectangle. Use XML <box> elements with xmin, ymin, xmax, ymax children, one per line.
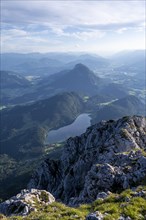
<box><xmin>28</xmin><ymin>115</ymin><xmax>146</xmax><ymax>205</ymax></box>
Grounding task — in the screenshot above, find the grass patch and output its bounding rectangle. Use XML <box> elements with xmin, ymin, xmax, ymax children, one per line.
<box><xmin>5</xmin><ymin>187</ymin><xmax>146</xmax><ymax>220</ymax></box>
<box><xmin>7</xmin><ymin>202</ymin><xmax>89</xmax><ymax>220</ymax></box>
<box><xmin>123</xmin><ymin>197</ymin><xmax>146</xmax><ymax>220</ymax></box>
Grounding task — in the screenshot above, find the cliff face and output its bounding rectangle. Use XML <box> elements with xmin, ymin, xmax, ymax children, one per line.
<box><xmin>28</xmin><ymin>116</ymin><xmax>146</xmax><ymax>205</ymax></box>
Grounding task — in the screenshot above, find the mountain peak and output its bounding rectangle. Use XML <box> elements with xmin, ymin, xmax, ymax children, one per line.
<box><xmin>74</xmin><ymin>63</ymin><xmax>90</xmax><ymax>71</ymax></box>
<box><xmin>51</xmin><ymin>63</ymin><xmax>100</xmax><ymax>95</ymax></box>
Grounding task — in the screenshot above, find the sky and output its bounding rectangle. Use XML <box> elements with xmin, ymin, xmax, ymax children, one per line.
<box><xmin>1</xmin><ymin>0</ymin><xmax>146</xmax><ymax>54</ymax></box>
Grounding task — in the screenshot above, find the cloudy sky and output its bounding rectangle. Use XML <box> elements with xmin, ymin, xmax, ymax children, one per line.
<box><xmin>1</xmin><ymin>0</ymin><xmax>145</xmax><ymax>54</ymax></box>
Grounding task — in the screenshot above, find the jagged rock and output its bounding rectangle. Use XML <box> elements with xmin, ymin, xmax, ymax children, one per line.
<box><xmin>96</xmin><ymin>191</ymin><xmax>111</xmax><ymax>200</ymax></box>
<box><xmin>0</xmin><ymin>189</ymin><xmax>55</xmax><ymax>216</ymax></box>
<box><xmin>28</xmin><ymin>116</ymin><xmax>146</xmax><ymax>205</ymax></box>
<box><xmin>86</xmin><ymin>211</ymin><xmax>104</xmax><ymax>220</ymax></box>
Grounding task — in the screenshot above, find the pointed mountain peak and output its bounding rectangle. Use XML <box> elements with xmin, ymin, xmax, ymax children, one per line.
<box><xmin>74</xmin><ymin>63</ymin><xmax>90</xmax><ymax>71</ymax></box>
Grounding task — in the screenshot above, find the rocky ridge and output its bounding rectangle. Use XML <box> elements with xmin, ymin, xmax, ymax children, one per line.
<box><xmin>0</xmin><ymin>115</ymin><xmax>146</xmax><ymax>218</ymax></box>
<box><xmin>28</xmin><ymin>115</ymin><xmax>146</xmax><ymax>205</ymax></box>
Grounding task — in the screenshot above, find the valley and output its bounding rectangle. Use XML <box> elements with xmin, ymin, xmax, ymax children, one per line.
<box><xmin>0</xmin><ymin>50</ymin><xmax>145</xmax><ymax>219</ymax></box>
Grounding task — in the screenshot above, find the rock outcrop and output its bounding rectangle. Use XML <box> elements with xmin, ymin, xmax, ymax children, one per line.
<box><xmin>86</xmin><ymin>211</ymin><xmax>105</xmax><ymax>220</ymax></box>
<box><xmin>86</xmin><ymin>212</ymin><xmax>132</xmax><ymax>220</ymax></box>
<box><xmin>0</xmin><ymin>189</ymin><xmax>55</xmax><ymax>216</ymax></box>
<box><xmin>28</xmin><ymin>116</ymin><xmax>146</xmax><ymax>205</ymax></box>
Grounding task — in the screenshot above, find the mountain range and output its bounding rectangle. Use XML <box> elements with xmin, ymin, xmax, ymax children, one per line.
<box><xmin>1</xmin><ymin>52</ymin><xmax>109</xmax><ymax>76</ymax></box>
<box><xmin>1</xmin><ymin>63</ymin><xmax>131</xmax><ymax>105</ymax></box>
<box><xmin>0</xmin><ymin>50</ymin><xmax>145</xmax><ymax>216</ymax></box>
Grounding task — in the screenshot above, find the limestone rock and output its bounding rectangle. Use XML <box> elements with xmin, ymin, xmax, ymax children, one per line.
<box><xmin>0</xmin><ymin>189</ymin><xmax>55</xmax><ymax>216</ymax></box>
<box><xmin>86</xmin><ymin>211</ymin><xmax>104</xmax><ymax>220</ymax></box>
<box><xmin>28</xmin><ymin>116</ymin><xmax>146</xmax><ymax>205</ymax></box>
<box><xmin>96</xmin><ymin>192</ymin><xmax>111</xmax><ymax>200</ymax></box>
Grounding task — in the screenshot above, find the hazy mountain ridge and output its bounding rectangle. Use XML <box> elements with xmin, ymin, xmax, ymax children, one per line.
<box><xmin>1</xmin><ymin>50</ymin><xmax>145</xmax><ymax>106</ymax></box>
<box><xmin>112</xmin><ymin>50</ymin><xmax>145</xmax><ymax>76</ymax></box>
<box><xmin>111</xmin><ymin>50</ymin><xmax>145</xmax><ymax>66</ymax></box>
<box><xmin>0</xmin><ymin>64</ymin><xmax>108</xmax><ymax>105</ymax></box>
<box><xmin>0</xmin><ymin>52</ymin><xmax>109</xmax><ymax>76</ymax></box>
<box><xmin>65</xmin><ymin>54</ymin><xmax>109</xmax><ymax>70</ymax></box>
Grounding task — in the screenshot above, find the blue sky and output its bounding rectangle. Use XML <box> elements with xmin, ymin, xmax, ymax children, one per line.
<box><xmin>1</xmin><ymin>0</ymin><xmax>145</xmax><ymax>54</ymax></box>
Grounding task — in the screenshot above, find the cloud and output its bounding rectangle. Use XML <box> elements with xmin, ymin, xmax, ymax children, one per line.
<box><xmin>1</xmin><ymin>1</ymin><xmax>145</xmax><ymax>27</ymax></box>
<box><xmin>1</xmin><ymin>27</ymin><xmax>61</xmax><ymax>53</ymax></box>
<box><xmin>116</xmin><ymin>28</ymin><xmax>128</xmax><ymax>34</ymax></box>
<box><xmin>1</xmin><ymin>0</ymin><xmax>145</xmax><ymax>53</ymax></box>
<box><xmin>71</xmin><ymin>30</ymin><xmax>105</xmax><ymax>41</ymax></box>
<box><xmin>50</xmin><ymin>26</ymin><xmax>105</xmax><ymax>40</ymax></box>
<box><xmin>1</xmin><ymin>29</ymin><xmax>27</xmax><ymax>40</ymax></box>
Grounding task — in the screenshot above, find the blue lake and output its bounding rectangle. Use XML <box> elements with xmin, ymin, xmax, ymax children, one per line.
<box><xmin>46</xmin><ymin>113</ymin><xmax>91</xmax><ymax>144</ymax></box>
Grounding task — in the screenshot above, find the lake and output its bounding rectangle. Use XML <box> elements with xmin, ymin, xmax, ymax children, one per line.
<box><xmin>46</xmin><ymin>113</ymin><xmax>91</xmax><ymax>144</ymax></box>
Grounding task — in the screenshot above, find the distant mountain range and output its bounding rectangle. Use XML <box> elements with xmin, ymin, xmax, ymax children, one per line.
<box><xmin>1</xmin><ymin>63</ymin><xmax>130</xmax><ymax>105</ymax></box>
<box><xmin>112</xmin><ymin>50</ymin><xmax>145</xmax><ymax>74</ymax></box>
<box><xmin>1</xmin><ymin>50</ymin><xmax>145</xmax><ymax>106</ymax></box>
<box><xmin>112</xmin><ymin>50</ymin><xmax>145</xmax><ymax>66</ymax></box>
<box><xmin>1</xmin><ymin>52</ymin><xmax>110</xmax><ymax>76</ymax></box>
<box><xmin>1</xmin><ymin>64</ymin><xmax>102</xmax><ymax>104</ymax></box>
<box><xmin>49</xmin><ymin>64</ymin><xmax>129</xmax><ymax>98</ymax></box>
<box><xmin>1</xmin><ymin>50</ymin><xmax>144</xmax><ymax>75</ymax></box>
<box><xmin>65</xmin><ymin>54</ymin><xmax>109</xmax><ymax>70</ymax></box>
